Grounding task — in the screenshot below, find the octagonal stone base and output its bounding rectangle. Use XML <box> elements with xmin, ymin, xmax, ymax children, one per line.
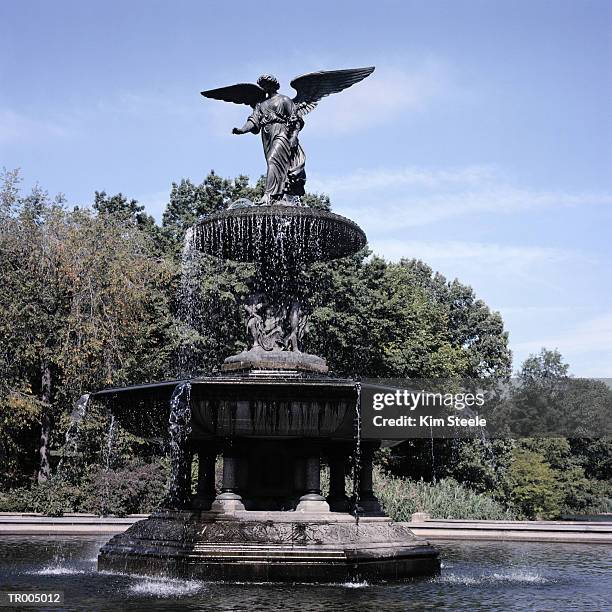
<box><xmin>98</xmin><ymin>510</ymin><xmax>439</xmax><ymax>582</ymax></box>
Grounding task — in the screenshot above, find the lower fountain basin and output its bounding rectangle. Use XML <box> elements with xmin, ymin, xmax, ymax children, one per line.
<box><xmin>98</xmin><ymin>510</ymin><xmax>440</xmax><ymax>582</ymax></box>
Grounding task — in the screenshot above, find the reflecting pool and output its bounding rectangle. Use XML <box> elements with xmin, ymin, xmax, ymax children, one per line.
<box><xmin>0</xmin><ymin>536</ymin><xmax>610</xmax><ymax>611</ymax></box>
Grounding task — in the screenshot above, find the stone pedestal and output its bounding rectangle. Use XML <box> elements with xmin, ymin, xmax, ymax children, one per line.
<box><xmin>222</xmin><ymin>347</ymin><xmax>328</xmax><ymax>374</ymax></box>
<box><xmin>211</xmin><ymin>492</ymin><xmax>245</xmax><ymax>513</ymax></box>
<box><xmin>211</xmin><ymin>450</ymin><xmax>244</xmax><ymax>513</ymax></box>
<box><xmin>296</xmin><ymin>453</ymin><xmax>329</xmax><ymax>512</ymax></box>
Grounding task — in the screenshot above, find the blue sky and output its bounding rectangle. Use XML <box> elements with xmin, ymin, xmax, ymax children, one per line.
<box><xmin>1</xmin><ymin>0</ymin><xmax>611</xmax><ymax>375</ymax></box>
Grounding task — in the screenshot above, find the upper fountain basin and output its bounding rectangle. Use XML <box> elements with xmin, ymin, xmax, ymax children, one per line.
<box><xmin>194</xmin><ymin>205</ymin><xmax>366</xmax><ymax>263</ymax></box>
<box><xmin>91</xmin><ymin>375</ymin><xmax>358</xmax><ymax>441</ymax></box>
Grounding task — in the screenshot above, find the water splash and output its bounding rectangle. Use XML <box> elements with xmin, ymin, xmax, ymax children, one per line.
<box><xmin>57</xmin><ymin>394</ymin><xmax>90</xmax><ymax>473</ymax></box>
<box><xmin>129</xmin><ymin>577</ymin><xmax>205</xmax><ymax>597</ymax></box>
<box><xmin>436</xmin><ymin>569</ymin><xmax>549</xmax><ymax>585</ymax></box>
<box><xmin>176</xmin><ymin>227</ymin><xmax>202</xmax><ymax>377</ymax></box>
<box><xmin>165</xmin><ymin>382</ymin><xmax>193</xmax><ymax>508</ymax></box>
<box><xmin>30</xmin><ymin>552</ymin><xmax>85</xmax><ymax>576</ymax></box>
<box><xmin>429</xmin><ymin>422</ymin><xmax>436</xmax><ymax>484</ymax></box>
<box><xmin>351</xmin><ymin>381</ymin><xmax>362</xmax><ymax>524</ymax></box>
<box><xmin>104</xmin><ymin>414</ymin><xmax>117</xmax><ymax>471</ymax></box>
<box><xmin>34</xmin><ymin>566</ymin><xmax>86</xmax><ymax>576</ymax></box>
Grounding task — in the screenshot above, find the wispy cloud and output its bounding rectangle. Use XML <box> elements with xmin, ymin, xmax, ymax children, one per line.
<box><xmin>368</xmin><ymin>238</ymin><xmax>579</xmax><ymax>270</ymax></box>
<box><xmin>0</xmin><ymin>89</ymin><xmax>199</xmax><ymax>148</ymax></box>
<box><xmin>309</xmin><ymin>164</ymin><xmax>500</xmax><ymax>193</ymax></box>
<box><xmin>0</xmin><ymin>108</ymin><xmax>72</xmax><ymax>145</ymax></box>
<box><xmin>304</xmin><ymin>60</ymin><xmax>454</xmax><ymax>135</ymax></box>
<box><xmin>0</xmin><ymin>58</ymin><xmax>455</xmax><ymax>147</ymax></box>
<box><xmin>514</xmin><ymin>311</ymin><xmax>612</xmax><ymax>358</ymax></box>
<box><xmin>314</xmin><ymin>165</ymin><xmax>612</xmax><ymax>229</ymax></box>
<box><xmin>91</xmin><ymin>91</ymin><xmax>196</xmax><ymax>119</ymax></box>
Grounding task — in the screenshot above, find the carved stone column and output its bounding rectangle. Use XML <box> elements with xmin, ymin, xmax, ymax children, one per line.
<box><xmin>358</xmin><ymin>446</ymin><xmax>384</xmax><ymax>516</ymax></box>
<box><xmin>211</xmin><ymin>444</ymin><xmax>245</xmax><ymax>513</ymax></box>
<box><xmin>296</xmin><ymin>452</ymin><xmax>330</xmax><ymax>513</ymax></box>
<box><xmin>293</xmin><ymin>454</ymin><xmax>305</xmax><ymax>507</ymax></box>
<box><xmin>192</xmin><ymin>450</ymin><xmax>216</xmax><ymax>510</ymax></box>
<box><xmin>327</xmin><ymin>452</ymin><xmax>350</xmax><ymax>512</ymax></box>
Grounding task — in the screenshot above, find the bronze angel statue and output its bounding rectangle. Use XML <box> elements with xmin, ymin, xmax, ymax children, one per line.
<box><xmin>201</xmin><ymin>67</ymin><xmax>375</xmax><ymax>204</ymax></box>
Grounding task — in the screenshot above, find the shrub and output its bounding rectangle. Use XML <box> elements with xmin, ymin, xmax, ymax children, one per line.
<box><xmin>77</xmin><ymin>458</ymin><xmax>169</xmax><ymax>516</ymax></box>
<box><xmin>561</xmin><ymin>476</ymin><xmax>612</xmax><ymax>515</ymax></box>
<box><xmin>0</xmin><ymin>476</ymin><xmax>80</xmax><ymax>516</ymax></box>
<box><xmin>0</xmin><ymin>457</ymin><xmax>169</xmax><ymax>517</ymax></box>
<box><xmin>505</xmin><ymin>448</ymin><xmax>563</xmax><ymax>519</ymax></box>
<box><xmin>372</xmin><ymin>467</ymin><xmax>515</xmax><ymax>521</ymax></box>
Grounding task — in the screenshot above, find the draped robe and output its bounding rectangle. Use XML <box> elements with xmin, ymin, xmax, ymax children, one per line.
<box><xmin>248</xmin><ymin>94</ymin><xmax>306</xmax><ymax>199</ymax></box>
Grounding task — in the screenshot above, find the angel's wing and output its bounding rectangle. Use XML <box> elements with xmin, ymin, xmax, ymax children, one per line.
<box><xmin>290</xmin><ymin>66</ymin><xmax>375</xmax><ymax>116</ymax></box>
<box><xmin>200</xmin><ymin>83</ymin><xmax>266</xmax><ymax>108</ymax></box>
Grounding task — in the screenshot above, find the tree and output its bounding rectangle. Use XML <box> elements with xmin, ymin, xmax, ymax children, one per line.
<box><xmin>161</xmin><ymin>172</ymin><xmax>261</xmax><ymax>250</ymax></box>
<box><xmin>506</xmin><ymin>448</ymin><xmax>563</xmax><ymax>519</ymax></box>
<box><xmin>500</xmin><ymin>351</ymin><xmax>612</xmax><ymax>515</ymax></box>
<box><xmin>0</xmin><ymin>172</ymin><xmax>175</xmax><ymax>484</ymax></box>
<box><xmin>0</xmin><ymin>169</ymin><xmax>515</xmax><ymax>495</ymax></box>
<box><xmin>570</xmin><ymin>437</ymin><xmax>612</xmax><ymax>481</ymax></box>
<box><xmin>93</xmin><ymin>191</ymin><xmax>149</xmax><ymax>224</ymax></box>
<box><xmin>305</xmin><ymin>257</ymin><xmax>511</xmax><ymax>379</ymax></box>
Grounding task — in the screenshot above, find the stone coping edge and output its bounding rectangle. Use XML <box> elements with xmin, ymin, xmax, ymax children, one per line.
<box><xmin>1</xmin><ymin>514</ymin><xmax>611</xmax><ymax>541</ymax></box>
<box><xmin>405</xmin><ymin>521</ymin><xmax>612</xmax><ymax>543</ymax></box>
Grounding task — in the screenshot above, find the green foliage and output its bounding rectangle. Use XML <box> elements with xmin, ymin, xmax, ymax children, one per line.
<box><xmin>161</xmin><ymin>172</ymin><xmax>261</xmax><ymax>250</ymax></box>
<box><xmin>77</xmin><ymin>458</ymin><xmax>170</xmax><ymax>516</ymax></box>
<box><xmin>0</xmin><ymin>476</ymin><xmax>81</xmax><ymax>516</ymax></box>
<box><xmin>569</xmin><ymin>437</ymin><xmax>612</xmax><ymax>481</ymax></box>
<box><xmin>1</xmin><ymin>169</ymin><xmax>608</xmax><ymax>522</ymax></box>
<box><xmin>0</xmin><ymin>392</ymin><xmax>42</xmax><ymax>487</ymax></box>
<box><xmin>93</xmin><ymin>191</ymin><xmax>155</xmax><ymax>228</ymax></box>
<box><xmin>0</xmin><ymin>458</ymin><xmax>169</xmax><ymax>516</ymax></box>
<box><xmin>516</xmin><ymin>438</ymin><xmax>612</xmax><ymax>516</ymax></box>
<box><xmin>505</xmin><ymin>448</ymin><xmax>563</xmax><ymax>519</ymax></box>
<box><xmin>321</xmin><ymin>463</ymin><xmax>514</xmax><ymax>520</ymax></box>
<box><xmin>381</xmin><ymin>438</ymin><xmax>516</xmax><ymax>499</ymax></box>
<box><xmin>0</xmin><ymin>170</ymin><xmax>176</xmax><ymax>485</ymax></box>
<box><xmin>372</xmin><ymin>467</ymin><xmax>515</xmax><ymax>521</ymax></box>
<box><xmin>305</xmin><ymin>256</ymin><xmax>511</xmax><ymax>378</ymax></box>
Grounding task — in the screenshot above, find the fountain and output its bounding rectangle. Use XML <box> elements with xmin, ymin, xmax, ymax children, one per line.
<box><xmin>93</xmin><ymin>66</ymin><xmax>440</xmax><ymax>582</ymax></box>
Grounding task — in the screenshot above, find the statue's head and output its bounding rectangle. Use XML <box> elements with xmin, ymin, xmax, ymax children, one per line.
<box><xmin>257</xmin><ymin>74</ymin><xmax>280</xmax><ymax>94</ymax></box>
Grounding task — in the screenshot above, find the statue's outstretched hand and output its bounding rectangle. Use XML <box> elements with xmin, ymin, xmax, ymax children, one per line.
<box><xmin>232</xmin><ymin>127</ymin><xmax>243</xmax><ymax>135</ymax></box>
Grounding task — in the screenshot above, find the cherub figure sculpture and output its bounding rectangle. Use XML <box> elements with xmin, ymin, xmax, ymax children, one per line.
<box><xmin>244</xmin><ymin>297</ymin><xmax>285</xmax><ymax>351</ymax></box>
<box><xmin>201</xmin><ymin>67</ymin><xmax>375</xmax><ymax>204</ymax></box>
